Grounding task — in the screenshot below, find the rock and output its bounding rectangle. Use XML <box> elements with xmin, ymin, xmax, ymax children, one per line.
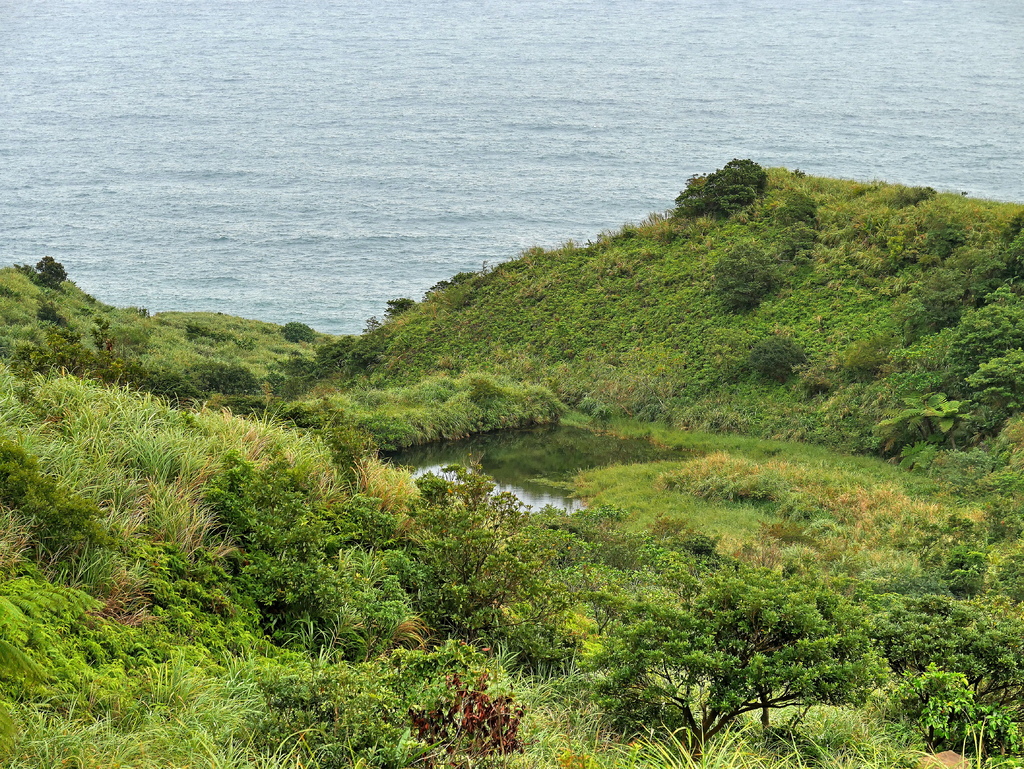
<box><xmin>919</xmin><ymin>751</ymin><xmax>968</xmax><ymax>769</ymax></box>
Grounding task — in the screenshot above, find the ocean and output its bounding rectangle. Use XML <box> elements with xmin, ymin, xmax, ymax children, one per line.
<box><xmin>2</xmin><ymin>0</ymin><xmax>1022</xmax><ymax>334</ymax></box>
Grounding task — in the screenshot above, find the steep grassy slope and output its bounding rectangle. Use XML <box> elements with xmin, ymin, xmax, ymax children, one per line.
<box><xmin>339</xmin><ymin>169</ymin><xmax>1024</xmax><ymax>454</ymax></box>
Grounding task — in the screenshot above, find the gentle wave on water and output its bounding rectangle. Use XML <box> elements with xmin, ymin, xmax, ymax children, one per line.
<box><xmin>2</xmin><ymin>0</ymin><xmax>1022</xmax><ymax>334</ymax></box>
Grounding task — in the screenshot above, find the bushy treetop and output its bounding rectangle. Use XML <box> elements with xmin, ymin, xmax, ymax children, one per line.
<box><xmin>675</xmin><ymin>159</ymin><xmax>769</xmax><ymax>218</ymax></box>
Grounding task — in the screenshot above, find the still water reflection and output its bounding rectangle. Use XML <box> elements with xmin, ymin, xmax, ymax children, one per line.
<box><xmin>386</xmin><ymin>425</ymin><xmax>682</xmax><ymax>511</ymax></box>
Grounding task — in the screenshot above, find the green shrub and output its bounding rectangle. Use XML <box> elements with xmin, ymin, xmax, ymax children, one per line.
<box><xmin>712</xmin><ymin>243</ymin><xmax>780</xmax><ymax>311</ymax></box>
<box><xmin>406</xmin><ymin>467</ymin><xmax>574</xmax><ymax>660</ymax></box>
<box><xmin>873</xmin><ymin>595</ymin><xmax>1024</xmax><ymax>754</ymax></box>
<box><xmin>675</xmin><ymin>159</ymin><xmax>769</xmax><ymax>218</ymax></box>
<box><xmin>774</xmin><ymin>190</ymin><xmax>818</xmax><ymax>225</ymax></box>
<box><xmin>890</xmin><ymin>185</ymin><xmax>936</xmax><ymax>209</ymax></box>
<box><xmin>384</xmin><ymin>298</ymin><xmax>416</xmax><ymax>319</ymax></box>
<box><xmin>186</xmin><ymin>361</ymin><xmax>261</xmax><ymax>396</ymax></box>
<box><xmin>747</xmin><ymin>336</ymin><xmax>807</xmax><ymax>382</ymax></box>
<box><xmin>281</xmin><ymin>321</ymin><xmax>317</xmax><ymax>343</ymax></box>
<box><xmin>206</xmin><ymin>456</ymin><xmax>409</xmax><ymax>652</ymax></box>
<box><xmin>21</xmin><ymin>256</ymin><xmax>69</xmax><ymax>290</ymax></box>
<box><xmin>842</xmin><ymin>336</ymin><xmax>891</xmax><ymax>381</ymax></box>
<box><xmin>35</xmin><ymin>301</ymin><xmax>66</xmax><ymax>326</ymax></box>
<box><xmin>0</xmin><ymin>440</ymin><xmax>108</xmax><ymax>557</ymax></box>
<box><xmin>926</xmin><ymin>222</ymin><xmax>968</xmax><ymax>259</ymax></box>
<box><xmin>948</xmin><ymin>286</ymin><xmax>1024</xmax><ymax>380</ymax></box>
<box><xmin>590</xmin><ymin>561</ymin><xmax>883</xmax><ymax>755</ymax></box>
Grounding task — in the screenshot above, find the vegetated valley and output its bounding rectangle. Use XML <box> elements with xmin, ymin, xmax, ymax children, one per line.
<box><xmin>3</xmin><ymin>162</ymin><xmax>1024</xmax><ymax>768</ymax></box>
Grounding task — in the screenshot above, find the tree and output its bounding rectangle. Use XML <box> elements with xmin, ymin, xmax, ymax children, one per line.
<box><xmin>947</xmin><ymin>286</ymin><xmax>1024</xmax><ymax>380</ymax></box>
<box><xmin>589</xmin><ymin>560</ymin><xmax>883</xmax><ymax>756</ymax></box>
<box><xmin>282</xmin><ymin>321</ymin><xmax>317</xmax><ymax>344</ymax></box>
<box><xmin>385</xmin><ymin>298</ymin><xmax>416</xmax><ymax>319</ymax></box>
<box><xmin>712</xmin><ymin>243</ymin><xmax>780</xmax><ymax>311</ymax></box>
<box><xmin>872</xmin><ymin>595</ymin><xmax>1024</xmax><ymax>755</ymax></box>
<box><xmin>33</xmin><ymin>256</ymin><xmax>67</xmax><ymax>289</ymax></box>
<box><xmin>966</xmin><ymin>349</ymin><xmax>1024</xmax><ymax>415</ymax></box>
<box><xmin>675</xmin><ymin>159</ymin><xmax>769</xmax><ymax>218</ymax></box>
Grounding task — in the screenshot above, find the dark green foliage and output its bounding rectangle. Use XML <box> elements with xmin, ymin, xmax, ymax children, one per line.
<box><xmin>184</xmin><ymin>322</ymin><xmax>232</xmax><ymax>344</ymax></box>
<box><xmin>900</xmin><ymin>269</ymin><xmax>968</xmax><ymax>340</ymax></box>
<box><xmin>405</xmin><ymin>467</ymin><xmax>573</xmax><ymax>661</ymax></box>
<box><xmin>1006</xmin><ymin>212</ymin><xmax>1024</xmax><ymax>243</ymax></box>
<box><xmin>427</xmin><ymin>271</ymin><xmax>477</xmax><ymax>295</ymax></box>
<box><xmin>842</xmin><ymin>336</ymin><xmax>892</xmax><ymax>381</ymax></box>
<box><xmin>281</xmin><ymin>321</ymin><xmax>317</xmax><ymax>344</ymax></box>
<box><xmin>872</xmin><ymin>595</ymin><xmax>1024</xmax><ymax>753</ymax></box>
<box><xmin>26</xmin><ymin>257</ymin><xmax>68</xmax><ymax>290</ymax></box>
<box><xmin>186</xmin><ymin>361</ymin><xmax>261</xmax><ymax>396</ymax></box>
<box><xmin>142</xmin><ymin>366</ymin><xmax>205</xmax><ymax>401</ymax></box>
<box><xmin>947</xmin><ymin>286</ymin><xmax>1024</xmax><ymax>381</ymax></box>
<box><xmin>894</xmin><ymin>664</ymin><xmax>1022</xmax><ymax>755</ymax></box>
<box><xmin>926</xmin><ymin>222</ymin><xmax>968</xmax><ymax>259</ymax></box>
<box><xmin>384</xmin><ymin>298</ymin><xmax>416</xmax><ymax>319</ymax></box>
<box><xmin>713</xmin><ymin>243</ymin><xmax>780</xmax><ymax>312</ymax></box>
<box><xmin>966</xmin><ymin>348</ymin><xmax>1024</xmax><ymax>419</ymax></box>
<box><xmin>774</xmin><ymin>190</ymin><xmax>818</xmax><ymax>226</ymax></box>
<box><xmin>890</xmin><ymin>186</ymin><xmax>937</xmax><ymax>209</ymax></box>
<box><xmin>590</xmin><ymin>561</ymin><xmax>882</xmax><ymax>755</ymax></box>
<box><xmin>0</xmin><ymin>440</ymin><xmax>107</xmax><ymax>557</ymax></box>
<box><xmin>675</xmin><ymin>159</ymin><xmax>769</xmax><ymax>218</ymax></box>
<box><xmin>205</xmin><ymin>456</ymin><xmax>407</xmax><ymax>653</ymax></box>
<box><xmin>314</xmin><ymin>334</ymin><xmax>386</xmax><ymax>375</ymax></box>
<box><xmin>747</xmin><ymin>336</ymin><xmax>807</xmax><ymax>383</ymax></box>
<box><xmin>35</xmin><ymin>301</ymin><xmax>66</xmax><ymax>326</ymax></box>
<box><xmin>941</xmin><ymin>545</ymin><xmax>988</xmax><ymax>598</ymax></box>
<box><xmin>13</xmin><ymin>326</ymin><xmax>147</xmax><ymax>388</ymax></box>
<box><xmin>251</xmin><ymin>642</ymin><xmax>489</xmax><ymax>768</ymax></box>
<box><xmin>777</xmin><ymin>223</ymin><xmax>817</xmax><ymax>260</ymax></box>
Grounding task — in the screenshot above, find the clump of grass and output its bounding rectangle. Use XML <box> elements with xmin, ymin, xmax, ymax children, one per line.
<box><xmin>660</xmin><ymin>453</ymin><xmax>790</xmax><ymax>502</ymax></box>
<box><xmin>355</xmin><ymin>456</ymin><xmax>418</xmax><ymax>514</ymax></box>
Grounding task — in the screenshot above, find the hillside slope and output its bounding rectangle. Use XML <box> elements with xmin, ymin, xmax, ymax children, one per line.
<box><xmin>331</xmin><ymin>166</ymin><xmax>1024</xmax><ymax>454</ymax></box>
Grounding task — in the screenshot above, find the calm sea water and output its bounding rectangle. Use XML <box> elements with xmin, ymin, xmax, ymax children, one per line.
<box><xmin>2</xmin><ymin>0</ymin><xmax>1022</xmax><ymax>334</ymax></box>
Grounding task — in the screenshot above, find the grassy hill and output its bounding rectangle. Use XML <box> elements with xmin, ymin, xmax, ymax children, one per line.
<box><xmin>6</xmin><ymin>163</ymin><xmax>1024</xmax><ymax>767</ymax></box>
<box><xmin>0</xmin><ymin>264</ymin><xmax>327</xmax><ymax>399</ymax></box>
<box><xmin>331</xmin><ymin>167</ymin><xmax>1024</xmax><ymax>456</ymax></box>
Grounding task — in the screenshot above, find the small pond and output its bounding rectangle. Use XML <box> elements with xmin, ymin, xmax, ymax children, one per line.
<box><xmin>385</xmin><ymin>425</ymin><xmax>683</xmax><ymax>511</ymax></box>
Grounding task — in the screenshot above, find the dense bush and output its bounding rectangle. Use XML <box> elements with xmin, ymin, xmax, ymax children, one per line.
<box><xmin>675</xmin><ymin>159</ymin><xmax>769</xmax><ymax>218</ymax></box>
<box><xmin>747</xmin><ymin>336</ymin><xmax>807</xmax><ymax>382</ymax></box>
<box><xmin>282</xmin><ymin>321</ymin><xmax>317</xmax><ymax>343</ymax></box>
<box><xmin>0</xmin><ymin>440</ymin><xmax>108</xmax><ymax>557</ymax></box>
<box><xmin>712</xmin><ymin>243</ymin><xmax>780</xmax><ymax>312</ymax></box>
<box><xmin>405</xmin><ymin>467</ymin><xmax>574</xmax><ymax>661</ymax></box>
<box><xmin>384</xmin><ymin>298</ymin><xmax>416</xmax><ymax>319</ymax></box>
<box><xmin>590</xmin><ymin>560</ymin><xmax>882</xmax><ymax>755</ymax></box>
<box><xmin>205</xmin><ymin>456</ymin><xmax>411</xmax><ymax>653</ymax></box>
<box><xmin>18</xmin><ymin>256</ymin><xmax>68</xmax><ymax>290</ymax></box>
<box><xmin>187</xmin><ymin>360</ymin><xmax>262</xmax><ymax>396</ymax></box>
<box><xmin>947</xmin><ymin>286</ymin><xmax>1024</xmax><ymax>381</ymax></box>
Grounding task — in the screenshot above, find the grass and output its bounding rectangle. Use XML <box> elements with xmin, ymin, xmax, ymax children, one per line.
<box><xmin>569</xmin><ymin>417</ymin><xmax>974</xmax><ymax>576</ymax></box>
<box><xmin>0</xmin><ymin>267</ymin><xmax>328</xmax><ymax>390</ymax></box>
<box><xmin>5</xmin><ymin>659</ymin><xmax>312</xmax><ymax>769</ymax></box>
<box><xmin>311</xmin><ymin>372</ymin><xmax>564</xmax><ymax>450</ymax></box>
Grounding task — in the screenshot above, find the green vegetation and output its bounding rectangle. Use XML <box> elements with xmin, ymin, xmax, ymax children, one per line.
<box><xmin>5</xmin><ymin>163</ymin><xmax>1024</xmax><ymax>767</ymax></box>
